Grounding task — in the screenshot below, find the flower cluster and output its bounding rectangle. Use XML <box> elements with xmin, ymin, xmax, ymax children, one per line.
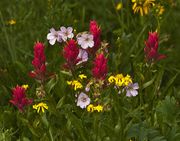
<box><xmin>9</xmin><ymin>85</ymin><xmax>33</xmax><ymax>112</ymax></box>
<box><xmin>144</xmin><ymin>32</ymin><xmax>166</xmax><ymax>62</ymax></box>
<box><xmin>87</xmin><ymin>104</ymin><xmax>103</xmax><ymax>112</ymax></box>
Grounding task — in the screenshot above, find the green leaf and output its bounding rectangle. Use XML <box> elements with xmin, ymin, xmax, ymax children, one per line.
<box><xmin>56</xmin><ymin>96</ymin><xmax>65</xmax><ymax>109</ymax></box>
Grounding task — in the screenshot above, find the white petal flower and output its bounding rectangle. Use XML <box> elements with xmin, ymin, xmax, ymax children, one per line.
<box><xmin>77</xmin><ymin>33</ymin><xmax>94</xmax><ymax>49</ymax></box>
<box><xmin>47</xmin><ymin>28</ymin><xmax>62</xmax><ymax>45</ymax></box>
<box><xmin>77</xmin><ymin>92</ymin><xmax>90</xmax><ymax>109</ymax></box>
<box><xmin>125</xmin><ymin>83</ymin><xmax>139</xmax><ymax>97</ymax></box>
<box><xmin>59</xmin><ymin>26</ymin><xmax>74</xmax><ymax>42</ymax></box>
<box><xmin>76</xmin><ymin>49</ymin><xmax>88</xmax><ymax>65</ymax></box>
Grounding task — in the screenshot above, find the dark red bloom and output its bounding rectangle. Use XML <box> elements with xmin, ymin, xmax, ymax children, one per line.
<box><xmin>29</xmin><ymin>42</ymin><xmax>46</xmax><ymax>80</ymax></box>
<box><xmin>92</xmin><ymin>53</ymin><xmax>108</xmax><ymax>79</ymax></box>
<box><xmin>63</xmin><ymin>39</ymin><xmax>80</xmax><ymax>69</ymax></box>
<box><xmin>10</xmin><ymin>86</ymin><xmax>33</xmax><ymax>112</ymax></box>
<box><xmin>144</xmin><ymin>32</ymin><xmax>166</xmax><ymax>62</ymax></box>
<box><xmin>89</xmin><ymin>20</ymin><xmax>101</xmax><ymax>54</ymax></box>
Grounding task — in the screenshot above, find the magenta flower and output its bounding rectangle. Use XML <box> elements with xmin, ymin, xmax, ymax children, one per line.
<box><xmin>29</xmin><ymin>42</ymin><xmax>46</xmax><ymax>81</ymax></box>
<box><xmin>10</xmin><ymin>86</ymin><xmax>33</xmax><ymax>112</ymax></box>
<box><xmin>63</xmin><ymin>39</ymin><xmax>80</xmax><ymax>69</ymax></box>
<box><xmin>144</xmin><ymin>32</ymin><xmax>166</xmax><ymax>62</ymax></box>
<box><xmin>92</xmin><ymin>53</ymin><xmax>108</xmax><ymax>79</ymax></box>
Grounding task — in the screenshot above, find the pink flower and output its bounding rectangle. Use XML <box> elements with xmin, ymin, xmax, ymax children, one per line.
<box><xmin>29</xmin><ymin>42</ymin><xmax>46</xmax><ymax>80</ymax></box>
<box><xmin>144</xmin><ymin>32</ymin><xmax>166</xmax><ymax>62</ymax></box>
<box><xmin>89</xmin><ymin>20</ymin><xmax>101</xmax><ymax>54</ymax></box>
<box><xmin>92</xmin><ymin>53</ymin><xmax>108</xmax><ymax>79</ymax></box>
<box><xmin>63</xmin><ymin>39</ymin><xmax>80</xmax><ymax>69</ymax></box>
<box><xmin>10</xmin><ymin>85</ymin><xmax>33</xmax><ymax>112</ymax></box>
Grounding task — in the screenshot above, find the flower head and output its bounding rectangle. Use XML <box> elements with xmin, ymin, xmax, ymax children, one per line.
<box><xmin>89</xmin><ymin>21</ymin><xmax>101</xmax><ymax>54</ymax></box>
<box><xmin>144</xmin><ymin>32</ymin><xmax>166</xmax><ymax>62</ymax></box>
<box><xmin>77</xmin><ymin>33</ymin><xmax>94</xmax><ymax>49</ymax></box>
<box><xmin>132</xmin><ymin>0</ymin><xmax>155</xmax><ymax>16</ymax></box>
<box><xmin>29</xmin><ymin>42</ymin><xmax>46</xmax><ymax>80</ymax></box>
<box><xmin>116</xmin><ymin>2</ymin><xmax>123</xmax><ymax>11</ymax></box>
<box><xmin>78</xmin><ymin>74</ymin><xmax>87</xmax><ymax>79</ymax></box>
<box><xmin>33</xmin><ymin>102</ymin><xmax>48</xmax><ymax>113</ymax></box>
<box><xmin>63</xmin><ymin>39</ymin><xmax>80</xmax><ymax>68</ymax></box>
<box><xmin>59</xmin><ymin>26</ymin><xmax>74</xmax><ymax>42</ymax></box>
<box><xmin>67</xmin><ymin>80</ymin><xmax>83</xmax><ymax>91</ymax></box>
<box><xmin>125</xmin><ymin>83</ymin><xmax>139</xmax><ymax>97</ymax></box>
<box><xmin>10</xmin><ymin>85</ymin><xmax>33</xmax><ymax>112</ymax></box>
<box><xmin>77</xmin><ymin>92</ymin><xmax>90</xmax><ymax>109</ymax></box>
<box><xmin>8</xmin><ymin>19</ymin><xmax>16</xmax><ymax>25</ymax></box>
<box><xmin>21</xmin><ymin>84</ymin><xmax>29</xmax><ymax>90</ymax></box>
<box><xmin>47</xmin><ymin>28</ymin><xmax>62</xmax><ymax>45</ymax></box>
<box><xmin>76</xmin><ymin>49</ymin><xmax>88</xmax><ymax>65</ymax></box>
<box><xmin>92</xmin><ymin>54</ymin><xmax>108</xmax><ymax>80</ymax></box>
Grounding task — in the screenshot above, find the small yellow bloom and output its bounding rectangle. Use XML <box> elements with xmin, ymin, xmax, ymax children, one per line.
<box><xmin>108</xmin><ymin>76</ymin><xmax>116</xmax><ymax>83</ymax></box>
<box><xmin>78</xmin><ymin>74</ymin><xmax>87</xmax><ymax>79</ymax></box>
<box><xmin>87</xmin><ymin>104</ymin><xmax>94</xmax><ymax>112</ymax></box>
<box><xmin>22</xmin><ymin>84</ymin><xmax>29</xmax><ymax>90</ymax></box>
<box><xmin>115</xmin><ymin>74</ymin><xmax>124</xmax><ymax>87</ymax></box>
<box><xmin>156</xmin><ymin>5</ymin><xmax>165</xmax><ymax>15</ymax></box>
<box><xmin>33</xmin><ymin>102</ymin><xmax>48</xmax><ymax>113</ymax></box>
<box><xmin>123</xmin><ymin>74</ymin><xmax>132</xmax><ymax>86</ymax></box>
<box><xmin>94</xmin><ymin>105</ymin><xmax>103</xmax><ymax>112</ymax></box>
<box><xmin>8</xmin><ymin>19</ymin><xmax>16</xmax><ymax>25</ymax></box>
<box><xmin>67</xmin><ymin>80</ymin><xmax>83</xmax><ymax>90</ymax></box>
<box><xmin>67</xmin><ymin>81</ymin><xmax>72</xmax><ymax>85</ymax></box>
<box><xmin>116</xmin><ymin>2</ymin><xmax>123</xmax><ymax>11</ymax></box>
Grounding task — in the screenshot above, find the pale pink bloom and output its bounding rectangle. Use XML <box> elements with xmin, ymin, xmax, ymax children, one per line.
<box><xmin>76</xmin><ymin>49</ymin><xmax>88</xmax><ymax>65</ymax></box>
<box><xmin>59</xmin><ymin>26</ymin><xmax>74</xmax><ymax>41</ymax></box>
<box><xmin>125</xmin><ymin>83</ymin><xmax>139</xmax><ymax>97</ymax></box>
<box><xmin>47</xmin><ymin>28</ymin><xmax>62</xmax><ymax>45</ymax></box>
<box><xmin>77</xmin><ymin>92</ymin><xmax>90</xmax><ymax>109</ymax></box>
<box><xmin>77</xmin><ymin>33</ymin><xmax>94</xmax><ymax>49</ymax></box>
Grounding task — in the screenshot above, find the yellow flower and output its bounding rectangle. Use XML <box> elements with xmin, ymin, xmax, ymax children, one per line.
<box><xmin>108</xmin><ymin>75</ymin><xmax>116</xmax><ymax>83</ymax></box>
<box><xmin>33</xmin><ymin>102</ymin><xmax>48</xmax><ymax>113</ymax></box>
<box><xmin>123</xmin><ymin>74</ymin><xmax>132</xmax><ymax>86</ymax></box>
<box><xmin>94</xmin><ymin>105</ymin><xmax>103</xmax><ymax>112</ymax></box>
<box><xmin>156</xmin><ymin>5</ymin><xmax>165</xmax><ymax>15</ymax></box>
<box><xmin>78</xmin><ymin>74</ymin><xmax>87</xmax><ymax>79</ymax></box>
<box><xmin>87</xmin><ymin>104</ymin><xmax>94</xmax><ymax>112</ymax></box>
<box><xmin>116</xmin><ymin>2</ymin><xmax>123</xmax><ymax>11</ymax></box>
<box><xmin>8</xmin><ymin>19</ymin><xmax>16</xmax><ymax>25</ymax></box>
<box><xmin>22</xmin><ymin>84</ymin><xmax>29</xmax><ymax>90</ymax></box>
<box><xmin>132</xmin><ymin>0</ymin><xmax>155</xmax><ymax>16</ymax></box>
<box><xmin>67</xmin><ymin>80</ymin><xmax>83</xmax><ymax>90</ymax></box>
<box><xmin>115</xmin><ymin>74</ymin><xmax>124</xmax><ymax>87</ymax></box>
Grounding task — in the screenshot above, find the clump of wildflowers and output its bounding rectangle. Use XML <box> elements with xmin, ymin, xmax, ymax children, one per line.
<box><xmin>10</xmin><ymin>85</ymin><xmax>33</xmax><ymax>112</ymax></box>
<box><xmin>144</xmin><ymin>32</ymin><xmax>166</xmax><ymax>62</ymax></box>
<box><xmin>33</xmin><ymin>102</ymin><xmax>48</xmax><ymax>113</ymax></box>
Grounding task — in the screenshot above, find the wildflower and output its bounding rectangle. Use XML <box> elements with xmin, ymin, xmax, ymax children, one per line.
<box><xmin>29</xmin><ymin>42</ymin><xmax>46</xmax><ymax>80</ymax></box>
<box><xmin>132</xmin><ymin>0</ymin><xmax>155</xmax><ymax>16</ymax></box>
<box><xmin>124</xmin><ymin>83</ymin><xmax>139</xmax><ymax>97</ymax></box>
<box><xmin>108</xmin><ymin>75</ymin><xmax>116</xmax><ymax>83</ymax></box>
<box><xmin>92</xmin><ymin>54</ymin><xmax>108</xmax><ymax>80</ymax></box>
<box><xmin>115</xmin><ymin>74</ymin><xmax>124</xmax><ymax>87</ymax></box>
<box><xmin>63</xmin><ymin>39</ymin><xmax>80</xmax><ymax>68</ymax></box>
<box><xmin>8</xmin><ymin>19</ymin><xmax>16</xmax><ymax>25</ymax></box>
<box><xmin>76</xmin><ymin>49</ymin><xmax>88</xmax><ymax>65</ymax></box>
<box><xmin>59</xmin><ymin>26</ymin><xmax>74</xmax><ymax>42</ymax></box>
<box><xmin>47</xmin><ymin>28</ymin><xmax>62</xmax><ymax>45</ymax></box>
<box><xmin>94</xmin><ymin>105</ymin><xmax>103</xmax><ymax>112</ymax></box>
<box><xmin>33</xmin><ymin>102</ymin><xmax>48</xmax><ymax>113</ymax></box>
<box><xmin>77</xmin><ymin>33</ymin><xmax>94</xmax><ymax>49</ymax></box>
<box><xmin>9</xmin><ymin>85</ymin><xmax>33</xmax><ymax>112</ymax></box>
<box><xmin>77</xmin><ymin>92</ymin><xmax>90</xmax><ymax>109</ymax></box>
<box><xmin>21</xmin><ymin>84</ymin><xmax>29</xmax><ymax>90</ymax></box>
<box><xmin>89</xmin><ymin>20</ymin><xmax>101</xmax><ymax>54</ymax></box>
<box><xmin>78</xmin><ymin>74</ymin><xmax>87</xmax><ymax>79</ymax></box>
<box><xmin>87</xmin><ymin>104</ymin><xmax>94</xmax><ymax>112</ymax></box>
<box><xmin>123</xmin><ymin>75</ymin><xmax>133</xmax><ymax>86</ymax></box>
<box><xmin>67</xmin><ymin>80</ymin><xmax>83</xmax><ymax>90</ymax></box>
<box><xmin>116</xmin><ymin>2</ymin><xmax>123</xmax><ymax>11</ymax></box>
<box><xmin>156</xmin><ymin>4</ymin><xmax>165</xmax><ymax>16</ymax></box>
<box><xmin>144</xmin><ymin>32</ymin><xmax>166</xmax><ymax>62</ymax></box>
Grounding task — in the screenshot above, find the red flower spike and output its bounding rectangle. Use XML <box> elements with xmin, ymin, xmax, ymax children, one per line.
<box><xmin>30</xmin><ymin>42</ymin><xmax>46</xmax><ymax>80</ymax></box>
<box><xmin>92</xmin><ymin>53</ymin><xmax>108</xmax><ymax>80</ymax></box>
<box><xmin>10</xmin><ymin>85</ymin><xmax>33</xmax><ymax>112</ymax></box>
<box><xmin>63</xmin><ymin>39</ymin><xmax>80</xmax><ymax>69</ymax></box>
<box><xmin>144</xmin><ymin>32</ymin><xmax>166</xmax><ymax>62</ymax></box>
<box><xmin>89</xmin><ymin>20</ymin><xmax>101</xmax><ymax>54</ymax></box>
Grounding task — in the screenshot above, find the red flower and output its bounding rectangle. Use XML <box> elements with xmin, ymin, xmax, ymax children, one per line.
<box><xmin>10</xmin><ymin>86</ymin><xmax>33</xmax><ymax>112</ymax></box>
<box><xmin>29</xmin><ymin>42</ymin><xmax>46</xmax><ymax>80</ymax></box>
<box><xmin>92</xmin><ymin>53</ymin><xmax>108</xmax><ymax>79</ymax></box>
<box><xmin>63</xmin><ymin>39</ymin><xmax>80</xmax><ymax>69</ymax></box>
<box><xmin>89</xmin><ymin>20</ymin><xmax>101</xmax><ymax>54</ymax></box>
<box><xmin>144</xmin><ymin>32</ymin><xmax>166</xmax><ymax>62</ymax></box>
